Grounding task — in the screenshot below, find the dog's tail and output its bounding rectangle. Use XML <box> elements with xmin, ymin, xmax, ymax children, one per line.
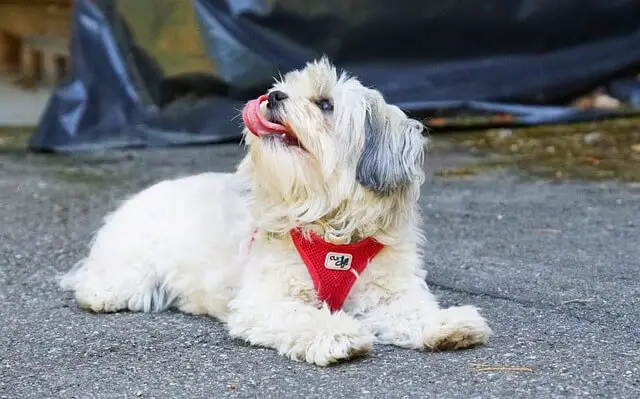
<box><xmin>57</xmin><ymin>257</ymin><xmax>177</xmax><ymax>313</ymax></box>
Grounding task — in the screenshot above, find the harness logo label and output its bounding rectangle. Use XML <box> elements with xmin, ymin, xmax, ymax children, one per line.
<box><xmin>324</xmin><ymin>252</ymin><xmax>353</xmax><ymax>270</ymax></box>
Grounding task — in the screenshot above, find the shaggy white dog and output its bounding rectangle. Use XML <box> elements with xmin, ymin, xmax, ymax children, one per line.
<box><xmin>59</xmin><ymin>57</ymin><xmax>491</xmax><ymax>366</ymax></box>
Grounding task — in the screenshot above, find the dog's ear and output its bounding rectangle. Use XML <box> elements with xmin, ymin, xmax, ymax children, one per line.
<box><xmin>356</xmin><ymin>106</ymin><xmax>427</xmax><ymax>196</ymax></box>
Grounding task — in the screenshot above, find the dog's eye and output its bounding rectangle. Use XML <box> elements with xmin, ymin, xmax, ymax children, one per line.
<box><xmin>315</xmin><ymin>99</ymin><xmax>333</xmax><ymax>112</ymax></box>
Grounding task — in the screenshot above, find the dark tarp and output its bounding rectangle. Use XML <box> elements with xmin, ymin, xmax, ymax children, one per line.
<box><xmin>29</xmin><ymin>0</ymin><xmax>640</xmax><ymax>152</ymax></box>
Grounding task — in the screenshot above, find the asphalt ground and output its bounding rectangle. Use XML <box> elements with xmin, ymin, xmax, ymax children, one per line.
<box><xmin>1</xmin><ymin>140</ymin><xmax>639</xmax><ymax>398</ymax></box>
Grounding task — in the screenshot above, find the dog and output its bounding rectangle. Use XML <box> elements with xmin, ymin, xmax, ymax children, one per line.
<box><xmin>59</xmin><ymin>57</ymin><xmax>491</xmax><ymax>366</ymax></box>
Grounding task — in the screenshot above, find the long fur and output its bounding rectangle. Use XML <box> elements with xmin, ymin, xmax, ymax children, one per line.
<box><xmin>59</xmin><ymin>57</ymin><xmax>491</xmax><ymax>366</ymax></box>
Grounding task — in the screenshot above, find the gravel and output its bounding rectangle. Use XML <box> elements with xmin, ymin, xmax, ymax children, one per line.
<box><xmin>1</xmin><ymin>142</ymin><xmax>639</xmax><ymax>398</ymax></box>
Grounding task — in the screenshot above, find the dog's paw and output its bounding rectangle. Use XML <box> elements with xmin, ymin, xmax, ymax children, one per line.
<box><xmin>284</xmin><ymin>314</ymin><xmax>375</xmax><ymax>366</ymax></box>
<box><xmin>302</xmin><ymin>327</ymin><xmax>374</xmax><ymax>366</ymax></box>
<box><xmin>74</xmin><ymin>287</ymin><xmax>128</xmax><ymax>313</ymax></box>
<box><xmin>423</xmin><ymin>305</ymin><xmax>492</xmax><ymax>351</ymax></box>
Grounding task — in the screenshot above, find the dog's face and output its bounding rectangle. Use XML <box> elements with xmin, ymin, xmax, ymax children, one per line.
<box><xmin>240</xmin><ymin>57</ymin><xmax>427</xmax><ymax>233</ymax></box>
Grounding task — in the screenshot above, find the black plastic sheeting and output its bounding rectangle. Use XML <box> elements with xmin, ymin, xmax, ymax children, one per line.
<box><xmin>30</xmin><ymin>0</ymin><xmax>640</xmax><ymax>152</ymax></box>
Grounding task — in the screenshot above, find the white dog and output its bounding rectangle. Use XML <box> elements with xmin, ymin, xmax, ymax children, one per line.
<box><xmin>59</xmin><ymin>57</ymin><xmax>491</xmax><ymax>366</ymax></box>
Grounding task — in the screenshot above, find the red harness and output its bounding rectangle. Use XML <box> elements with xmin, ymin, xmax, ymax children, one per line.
<box><xmin>248</xmin><ymin>228</ymin><xmax>384</xmax><ymax>312</ymax></box>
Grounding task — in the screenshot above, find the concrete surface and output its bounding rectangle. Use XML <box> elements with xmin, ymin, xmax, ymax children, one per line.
<box><xmin>1</xmin><ymin>141</ymin><xmax>639</xmax><ymax>398</ymax></box>
<box><xmin>0</xmin><ymin>76</ymin><xmax>51</xmax><ymax>126</ymax></box>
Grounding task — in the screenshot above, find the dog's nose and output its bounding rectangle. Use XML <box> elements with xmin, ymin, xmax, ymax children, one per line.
<box><xmin>267</xmin><ymin>90</ymin><xmax>288</xmax><ymax>108</ymax></box>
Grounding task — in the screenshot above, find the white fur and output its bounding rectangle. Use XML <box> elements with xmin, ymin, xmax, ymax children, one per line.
<box><xmin>59</xmin><ymin>57</ymin><xmax>491</xmax><ymax>366</ymax></box>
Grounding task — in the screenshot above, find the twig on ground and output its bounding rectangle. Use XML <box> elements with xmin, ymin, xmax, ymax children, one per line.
<box><xmin>470</xmin><ymin>363</ymin><xmax>533</xmax><ymax>373</ymax></box>
<box><xmin>561</xmin><ymin>298</ymin><xmax>596</xmax><ymax>305</ymax></box>
<box><xmin>533</xmin><ymin>228</ymin><xmax>562</xmax><ymax>234</ymax></box>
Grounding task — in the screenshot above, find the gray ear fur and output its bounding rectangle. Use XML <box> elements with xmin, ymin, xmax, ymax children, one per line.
<box><xmin>356</xmin><ymin>109</ymin><xmax>426</xmax><ymax>196</ymax></box>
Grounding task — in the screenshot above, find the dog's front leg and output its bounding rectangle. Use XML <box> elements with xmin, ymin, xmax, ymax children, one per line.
<box><xmin>227</xmin><ymin>294</ymin><xmax>375</xmax><ymax>366</ymax></box>
<box><xmin>360</xmin><ymin>278</ymin><xmax>492</xmax><ymax>351</ymax></box>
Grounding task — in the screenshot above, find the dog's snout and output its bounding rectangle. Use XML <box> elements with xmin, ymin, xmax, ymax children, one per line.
<box><xmin>267</xmin><ymin>90</ymin><xmax>288</xmax><ymax>108</ymax></box>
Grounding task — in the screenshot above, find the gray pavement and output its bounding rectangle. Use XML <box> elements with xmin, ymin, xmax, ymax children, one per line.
<box><xmin>0</xmin><ymin>77</ymin><xmax>51</xmax><ymax>126</ymax></box>
<box><xmin>1</xmin><ymin>140</ymin><xmax>639</xmax><ymax>398</ymax></box>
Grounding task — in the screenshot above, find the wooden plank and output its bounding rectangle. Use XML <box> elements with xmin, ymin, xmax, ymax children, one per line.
<box><xmin>0</xmin><ymin>30</ymin><xmax>21</xmax><ymax>72</ymax></box>
<box><xmin>0</xmin><ymin>1</ymin><xmax>73</xmax><ymax>87</ymax></box>
<box><xmin>0</xmin><ymin>1</ymin><xmax>72</xmax><ymax>5</ymax></box>
<box><xmin>0</xmin><ymin>3</ymin><xmax>72</xmax><ymax>39</ymax></box>
<box><xmin>18</xmin><ymin>44</ymin><xmax>42</xmax><ymax>89</ymax></box>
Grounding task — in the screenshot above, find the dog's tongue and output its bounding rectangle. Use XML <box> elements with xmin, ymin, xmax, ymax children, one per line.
<box><xmin>242</xmin><ymin>95</ymin><xmax>289</xmax><ymax>137</ymax></box>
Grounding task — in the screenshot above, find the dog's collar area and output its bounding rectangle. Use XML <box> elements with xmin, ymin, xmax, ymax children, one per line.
<box><xmin>316</xmin><ymin>219</ymin><xmax>350</xmax><ymax>244</ymax></box>
<box><xmin>290</xmin><ymin>228</ymin><xmax>384</xmax><ymax>312</ymax></box>
<box><xmin>247</xmin><ymin>226</ymin><xmax>384</xmax><ymax>312</ymax></box>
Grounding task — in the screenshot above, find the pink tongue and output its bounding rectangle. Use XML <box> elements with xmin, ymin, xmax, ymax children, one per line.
<box><xmin>242</xmin><ymin>95</ymin><xmax>290</xmax><ymax>137</ymax></box>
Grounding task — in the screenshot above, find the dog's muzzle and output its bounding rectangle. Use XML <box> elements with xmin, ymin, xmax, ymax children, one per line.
<box><xmin>242</xmin><ymin>95</ymin><xmax>290</xmax><ymax>138</ymax></box>
<box><xmin>242</xmin><ymin>95</ymin><xmax>303</xmax><ymax>148</ymax></box>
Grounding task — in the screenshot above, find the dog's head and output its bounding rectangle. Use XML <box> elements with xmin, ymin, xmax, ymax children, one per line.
<box><xmin>239</xmin><ymin>57</ymin><xmax>427</xmax><ymax>239</ymax></box>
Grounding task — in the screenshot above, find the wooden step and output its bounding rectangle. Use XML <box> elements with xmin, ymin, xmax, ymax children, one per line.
<box><xmin>0</xmin><ymin>0</ymin><xmax>72</xmax><ymax>88</ymax></box>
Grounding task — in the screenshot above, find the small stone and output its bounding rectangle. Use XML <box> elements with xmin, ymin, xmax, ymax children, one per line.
<box><xmin>631</xmin><ymin>144</ymin><xmax>640</xmax><ymax>153</ymax></box>
<box><xmin>584</xmin><ymin>132</ymin><xmax>603</xmax><ymax>145</ymax></box>
<box><xmin>546</xmin><ymin>146</ymin><xmax>556</xmax><ymax>154</ymax></box>
<box><xmin>135</xmin><ymin>391</ymin><xmax>143</xmax><ymax>397</ymax></box>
